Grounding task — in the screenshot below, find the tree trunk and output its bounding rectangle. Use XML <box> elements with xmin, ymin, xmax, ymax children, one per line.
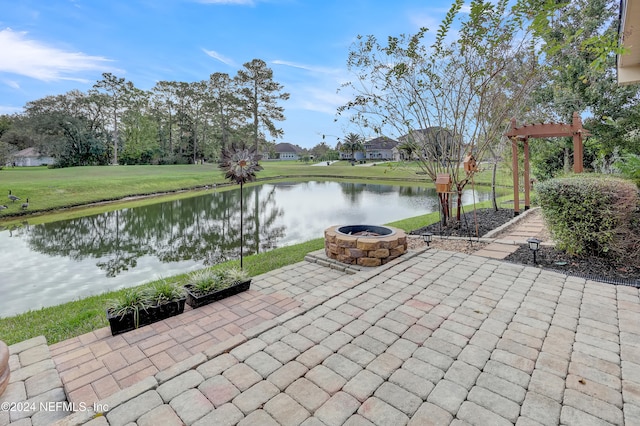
<box><xmin>456</xmin><ymin>184</ymin><xmax>463</xmax><ymax>222</ymax></box>
<box><xmin>113</xmin><ymin>107</ymin><xmax>118</xmax><ymax>165</ymax></box>
<box><xmin>492</xmin><ymin>160</ymin><xmax>498</xmax><ymax>211</ymax></box>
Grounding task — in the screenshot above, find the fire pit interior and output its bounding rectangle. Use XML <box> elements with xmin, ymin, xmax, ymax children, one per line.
<box><xmin>324</xmin><ymin>224</ymin><xmax>407</xmax><ymax>267</ymax></box>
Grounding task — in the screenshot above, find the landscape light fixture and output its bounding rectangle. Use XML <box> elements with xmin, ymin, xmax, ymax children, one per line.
<box><xmin>422</xmin><ymin>232</ymin><xmax>433</xmax><ymax>247</ymax></box>
<box><xmin>527</xmin><ymin>237</ymin><xmax>541</xmax><ymax>264</ymax></box>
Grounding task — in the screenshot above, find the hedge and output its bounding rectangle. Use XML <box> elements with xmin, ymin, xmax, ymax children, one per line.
<box><xmin>536</xmin><ymin>174</ymin><xmax>639</xmax><ymax>261</ymax></box>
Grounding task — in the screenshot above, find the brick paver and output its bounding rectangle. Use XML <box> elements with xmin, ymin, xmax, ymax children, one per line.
<box><xmin>3</xmin><ymin>209</ymin><xmax>640</xmax><ymax>425</ymax></box>
<box><xmin>49</xmin><ymin>282</ymin><xmax>308</xmax><ymax>405</ymax></box>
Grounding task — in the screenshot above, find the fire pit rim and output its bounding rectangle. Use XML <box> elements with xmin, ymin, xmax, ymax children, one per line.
<box><xmin>335</xmin><ymin>224</ymin><xmax>396</xmax><ymax>237</ymax></box>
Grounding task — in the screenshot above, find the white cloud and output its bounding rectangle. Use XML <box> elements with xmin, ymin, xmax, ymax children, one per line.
<box><xmin>272</xmin><ymin>60</ymin><xmax>342</xmax><ymax>76</ymax></box>
<box><xmin>2</xmin><ymin>79</ymin><xmax>20</xmax><ymax>89</ymax></box>
<box><xmin>296</xmin><ymin>86</ymin><xmax>350</xmax><ymax>115</ymax></box>
<box><xmin>0</xmin><ymin>28</ymin><xmax>113</xmax><ymax>82</ymax></box>
<box><xmin>202</xmin><ymin>49</ymin><xmax>235</xmax><ymax>66</ymax></box>
<box><xmin>271</xmin><ymin>59</ymin><xmax>350</xmax><ymax>115</ymax></box>
<box><xmin>409</xmin><ymin>12</ymin><xmax>442</xmax><ymax>32</ymax></box>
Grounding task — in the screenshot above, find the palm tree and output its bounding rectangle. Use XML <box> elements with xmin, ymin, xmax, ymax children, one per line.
<box><xmin>396</xmin><ymin>141</ymin><xmax>415</xmax><ymax>160</ymax></box>
<box><xmin>340</xmin><ymin>132</ymin><xmax>364</xmax><ymax>161</ymax></box>
<box><xmin>219</xmin><ymin>142</ymin><xmax>263</xmax><ymax>267</ymax></box>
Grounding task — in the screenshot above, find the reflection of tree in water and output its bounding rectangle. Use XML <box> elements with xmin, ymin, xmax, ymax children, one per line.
<box><xmin>398</xmin><ymin>185</ymin><xmax>434</xmax><ymax>197</ymax></box>
<box><xmin>339</xmin><ymin>182</ymin><xmax>367</xmax><ymax>204</ymax></box>
<box><xmin>361</xmin><ymin>184</ymin><xmax>396</xmax><ymax>195</ymax></box>
<box><xmin>24</xmin><ymin>185</ymin><xmax>286</xmax><ymax>277</ymax></box>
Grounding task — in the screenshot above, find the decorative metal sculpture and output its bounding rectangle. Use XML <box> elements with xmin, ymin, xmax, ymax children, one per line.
<box><xmin>219</xmin><ymin>142</ymin><xmax>263</xmax><ymax>267</ymax></box>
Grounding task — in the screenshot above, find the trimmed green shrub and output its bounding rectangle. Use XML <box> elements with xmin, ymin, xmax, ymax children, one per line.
<box><xmin>537</xmin><ymin>174</ymin><xmax>639</xmax><ymax>261</ymax></box>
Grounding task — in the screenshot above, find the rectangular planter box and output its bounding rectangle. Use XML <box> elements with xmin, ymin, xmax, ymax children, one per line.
<box><xmin>185</xmin><ymin>279</ymin><xmax>251</xmax><ymax>308</ymax></box>
<box><xmin>107</xmin><ymin>298</ymin><xmax>186</xmax><ymax>336</ymax></box>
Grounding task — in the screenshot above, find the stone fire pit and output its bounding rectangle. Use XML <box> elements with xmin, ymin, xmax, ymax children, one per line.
<box><xmin>324</xmin><ymin>225</ymin><xmax>407</xmax><ymax>267</ymax></box>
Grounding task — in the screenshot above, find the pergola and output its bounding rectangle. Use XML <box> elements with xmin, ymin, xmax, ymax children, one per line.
<box><xmin>504</xmin><ymin>112</ymin><xmax>590</xmax><ymax>215</ymax></box>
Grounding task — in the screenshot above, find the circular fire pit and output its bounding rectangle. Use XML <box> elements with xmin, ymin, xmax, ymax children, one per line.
<box><xmin>324</xmin><ymin>224</ymin><xmax>407</xmax><ymax>267</ymax></box>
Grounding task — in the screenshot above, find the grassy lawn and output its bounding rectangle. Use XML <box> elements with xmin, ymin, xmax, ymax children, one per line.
<box><xmin>0</xmin><ymin>161</ymin><xmax>515</xmax><ymax>345</ymax></box>
<box><xmin>0</xmin><ymin>162</ymin><xmax>423</xmax><ymax>215</ymax></box>
<box><xmin>0</xmin><ymin>161</ymin><xmax>514</xmax><ymax>224</ymax></box>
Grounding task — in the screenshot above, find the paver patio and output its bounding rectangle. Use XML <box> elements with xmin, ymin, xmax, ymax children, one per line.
<box><xmin>2</xmin><ymin>210</ymin><xmax>639</xmax><ymax>425</ymax></box>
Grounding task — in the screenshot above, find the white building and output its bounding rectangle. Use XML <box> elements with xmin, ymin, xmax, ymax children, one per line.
<box><xmin>10</xmin><ymin>147</ymin><xmax>55</xmax><ymax>167</ymax></box>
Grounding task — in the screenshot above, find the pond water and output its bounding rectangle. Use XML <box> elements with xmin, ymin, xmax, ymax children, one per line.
<box><xmin>0</xmin><ymin>181</ymin><xmax>498</xmax><ymax>317</ymax></box>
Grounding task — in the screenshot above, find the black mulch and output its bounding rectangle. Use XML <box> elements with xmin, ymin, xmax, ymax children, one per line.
<box><xmin>410</xmin><ymin>208</ymin><xmax>640</xmax><ymax>286</ymax></box>
<box><xmin>410</xmin><ymin>208</ymin><xmax>515</xmax><ymax>238</ymax></box>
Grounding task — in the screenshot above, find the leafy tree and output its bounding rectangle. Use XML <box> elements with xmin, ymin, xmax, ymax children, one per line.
<box><xmin>151</xmin><ymin>80</ymin><xmax>179</xmax><ymax>157</ymax></box>
<box><xmin>236</xmin><ymin>59</ymin><xmax>290</xmax><ymax>151</ymax></box>
<box><xmin>119</xmin><ymin>87</ymin><xmax>160</xmax><ymax>165</ymax></box>
<box><xmin>206</xmin><ymin>72</ymin><xmax>248</xmax><ymax>154</ymax></box>
<box><xmin>121</xmin><ymin>111</ymin><xmax>159</xmax><ymax>165</ymax></box>
<box><xmin>0</xmin><ymin>116</ymin><xmax>33</xmax><ymax>151</ymax></box>
<box><xmin>310</xmin><ymin>141</ymin><xmax>340</xmax><ymax>161</ymax></box>
<box><xmin>0</xmin><ymin>115</ymin><xmax>12</xmax><ymax>139</ymax></box>
<box><xmin>25</xmin><ymin>113</ymin><xmax>108</xmax><ymax>167</ymax></box>
<box><xmin>5</xmin><ymin>58</ymin><xmax>289</xmax><ymax>166</ymax></box>
<box><xmin>55</xmin><ymin>116</ymin><xmax>109</xmax><ymax>167</ymax></box>
<box><xmin>530</xmin><ymin>0</ymin><xmax>640</xmax><ymax>174</ymax></box>
<box><xmin>340</xmin><ymin>0</ymin><xmax>542</xmax><ymax>221</ymax></box>
<box><xmin>0</xmin><ymin>140</ymin><xmax>17</xmax><ymax>167</ymax></box>
<box><xmin>93</xmin><ymin>73</ymin><xmax>135</xmax><ymax>165</ymax></box>
<box><xmin>310</xmin><ymin>142</ymin><xmax>330</xmax><ymax>159</ymax></box>
<box><xmin>9</xmin><ymin>95</ymin><xmax>109</xmax><ymax>167</ymax></box>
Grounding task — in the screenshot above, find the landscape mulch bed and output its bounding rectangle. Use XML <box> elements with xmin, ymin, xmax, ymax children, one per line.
<box><xmin>410</xmin><ymin>208</ymin><xmax>640</xmax><ymax>286</ymax></box>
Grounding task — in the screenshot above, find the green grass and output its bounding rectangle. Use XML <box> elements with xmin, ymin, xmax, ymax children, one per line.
<box><xmin>0</xmin><ymin>161</ymin><xmax>514</xmax><ymax>226</ymax></box>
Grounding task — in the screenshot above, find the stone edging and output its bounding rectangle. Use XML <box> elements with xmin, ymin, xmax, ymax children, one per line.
<box><xmin>482</xmin><ymin>206</ymin><xmax>540</xmax><ymax>239</ymax></box>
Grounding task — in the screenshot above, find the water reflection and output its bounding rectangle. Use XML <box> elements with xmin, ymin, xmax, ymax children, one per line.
<box><xmin>23</xmin><ymin>185</ymin><xmax>285</xmax><ymax>277</ymax></box>
<box><xmin>0</xmin><ymin>181</ymin><xmax>498</xmax><ymax>316</ymax></box>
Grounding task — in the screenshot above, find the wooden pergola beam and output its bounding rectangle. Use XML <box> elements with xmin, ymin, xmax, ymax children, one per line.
<box><xmin>506</xmin><ymin>112</ymin><xmax>588</xmax><ymax>216</ymax></box>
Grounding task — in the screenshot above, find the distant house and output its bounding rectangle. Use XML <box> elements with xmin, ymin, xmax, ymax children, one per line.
<box><xmin>274</xmin><ymin>143</ymin><xmax>302</xmax><ymax>160</ymax></box>
<box><xmin>336</xmin><ymin>141</ymin><xmax>366</xmax><ymax>161</ymax></box>
<box><xmin>363</xmin><ymin>136</ymin><xmax>398</xmax><ymax>160</ymax></box>
<box><xmin>397</xmin><ymin>127</ymin><xmax>461</xmax><ymax>162</ymax></box>
<box><xmin>337</xmin><ymin>136</ymin><xmax>398</xmax><ymax>161</ymax></box>
<box><xmin>11</xmin><ymin>147</ymin><xmax>55</xmax><ymax>167</ymax></box>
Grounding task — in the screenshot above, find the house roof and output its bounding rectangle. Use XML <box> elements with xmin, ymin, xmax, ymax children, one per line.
<box><xmin>13</xmin><ymin>147</ymin><xmax>43</xmax><ymax>158</ymax></box>
<box><xmin>274</xmin><ymin>143</ymin><xmax>302</xmax><ymax>153</ymax></box>
<box><xmin>398</xmin><ymin>127</ymin><xmax>455</xmax><ymax>144</ymax></box>
<box><xmin>618</xmin><ymin>0</ymin><xmax>640</xmax><ymax>84</ymax></box>
<box><xmin>363</xmin><ymin>136</ymin><xmax>398</xmax><ymax>150</ymax></box>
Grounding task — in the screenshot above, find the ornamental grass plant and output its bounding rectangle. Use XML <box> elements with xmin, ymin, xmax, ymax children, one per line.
<box><xmin>184</xmin><ymin>267</ymin><xmax>249</xmax><ymax>295</ymax></box>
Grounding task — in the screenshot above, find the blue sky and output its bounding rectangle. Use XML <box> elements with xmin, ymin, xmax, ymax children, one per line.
<box><xmin>1</xmin><ymin>0</ymin><xmax>460</xmax><ymax>149</ymax></box>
